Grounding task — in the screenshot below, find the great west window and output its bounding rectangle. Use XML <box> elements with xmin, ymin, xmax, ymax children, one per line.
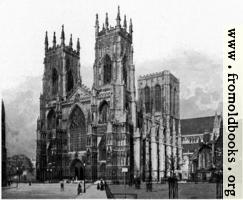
<box><xmin>69</xmin><ymin>106</ymin><xmax>86</xmax><ymax>151</ymax></box>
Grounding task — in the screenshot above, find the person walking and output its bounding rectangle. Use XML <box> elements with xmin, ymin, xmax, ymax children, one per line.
<box><xmin>77</xmin><ymin>182</ymin><xmax>82</xmax><ymax>195</ymax></box>
<box><xmin>60</xmin><ymin>180</ymin><xmax>64</xmax><ymax>191</ymax></box>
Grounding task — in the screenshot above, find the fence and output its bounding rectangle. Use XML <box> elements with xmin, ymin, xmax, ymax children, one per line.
<box><xmin>216</xmin><ymin>174</ymin><xmax>223</xmax><ymax>199</ymax></box>
<box><xmin>168</xmin><ymin>177</ymin><xmax>178</xmax><ymax>199</ymax></box>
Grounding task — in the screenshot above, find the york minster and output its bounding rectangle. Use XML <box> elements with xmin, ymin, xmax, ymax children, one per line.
<box><xmin>36</xmin><ymin>7</ymin><xmax>182</xmax><ymax>183</ymax></box>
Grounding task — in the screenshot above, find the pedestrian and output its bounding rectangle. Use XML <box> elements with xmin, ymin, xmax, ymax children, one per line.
<box><xmin>29</xmin><ymin>180</ymin><xmax>31</xmax><ymax>186</ymax></box>
<box><xmin>97</xmin><ymin>182</ymin><xmax>100</xmax><ymax>190</ymax></box>
<box><xmin>60</xmin><ymin>180</ymin><xmax>64</xmax><ymax>191</ymax></box>
<box><xmin>100</xmin><ymin>180</ymin><xmax>104</xmax><ymax>191</ymax></box>
<box><xmin>77</xmin><ymin>182</ymin><xmax>82</xmax><ymax>195</ymax></box>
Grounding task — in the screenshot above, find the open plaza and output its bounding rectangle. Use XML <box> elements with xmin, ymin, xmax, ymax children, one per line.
<box><xmin>2</xmin><ymin>182</ymin><xmax>218</xmax><ymax>199</ymax></box>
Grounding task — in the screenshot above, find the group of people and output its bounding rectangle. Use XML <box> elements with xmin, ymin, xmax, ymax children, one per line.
<box><xmin>97</xmin><ymin>179</ymin><xmax>106</xmax><ymax>191</ymax></box>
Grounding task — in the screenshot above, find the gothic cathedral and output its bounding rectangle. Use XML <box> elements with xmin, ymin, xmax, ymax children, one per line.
<box><xmin>36</xmin><ymin>7</ymin><xmax>182</xmax><ymax>183</ymax></box>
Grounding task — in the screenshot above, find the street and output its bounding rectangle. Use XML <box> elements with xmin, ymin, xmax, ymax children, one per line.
<box><xmin>2</xmin><ymin>182</ymin><xmax>106</xmax><ymax>199</ymax></box>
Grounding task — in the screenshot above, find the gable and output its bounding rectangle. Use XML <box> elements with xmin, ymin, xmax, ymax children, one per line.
<box><xmin>67</xmin><ymin>84</ymin><xmax>91</xmax><ymax>102</ymax></box>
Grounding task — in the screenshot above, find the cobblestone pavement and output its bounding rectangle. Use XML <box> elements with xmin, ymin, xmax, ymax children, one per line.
<box><xmin>2</xmin><ymin>182</ymin><xmax>104</xmax><ymax>199</ymax></box>
<box><xmin>109</xmin><ymin>182</ymin><xmax>217</xmax><ymax>199</ymax></box>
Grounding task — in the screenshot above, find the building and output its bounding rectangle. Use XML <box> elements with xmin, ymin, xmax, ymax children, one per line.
<box><xmin>136</xmin><ymin>72</ymin><xmax>182</xmax><ymax>181</ymax></box>
<box><xmin>180</xmin><ymin>114</ymin><xmax>222</xmax><ymax>181</ymax></box>
<box><xmin>1</xmin><ymin>100</ymin><xmax>7</xmax><ymax>186</ymax></box>
<box><xmin>36</xmin><ymin>7</ymin><xmax>182</xmax><ymax>182</ymax></box>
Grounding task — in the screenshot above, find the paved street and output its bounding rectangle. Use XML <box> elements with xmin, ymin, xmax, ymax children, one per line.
<box><xmin>2</xmin><ymin>181</ymin><xmax>217</xmax><ymax>199</ymax></box>
<box><xmin>109</xmin><ymin>182</ymin><xmax>217</xmax><ymax>199</ymax></box>
<box><xmin>2</xmin><ymin>182</ymin><xmax>106</xmax><ymax>199</ymax></box>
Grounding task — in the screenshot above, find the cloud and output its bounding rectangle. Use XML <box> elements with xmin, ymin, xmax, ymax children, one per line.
<box><xmin>2</xmin><ymin>76</ymin><xmax>41</xmax><ymax>159</ymax></box>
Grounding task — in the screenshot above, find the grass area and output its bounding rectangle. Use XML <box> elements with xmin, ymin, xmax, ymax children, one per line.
<box><xmin>109</xmin><ymin>182</ymin><xmax>217</xmax><ymax>199</ymax></box>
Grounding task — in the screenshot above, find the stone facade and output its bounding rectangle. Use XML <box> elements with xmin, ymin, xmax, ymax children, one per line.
<box><xmin>36</xmin><ymin>7</ymin><xmax>182</xmax><ymax>182</ymax></box>
<box><xmin>181</xmin><ymin>114</ymin><xmax>223</xmax><ymax>180</ymax></box>
<box><xmin>136</xmin><ymin>72</ymin><xmax>182</xmax><ymax>181</ymax></box>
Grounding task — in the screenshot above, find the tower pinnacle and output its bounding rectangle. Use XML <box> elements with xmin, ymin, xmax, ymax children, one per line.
<box><xmin>129</xmin><ymin>18</ymin><xmax>133</xmax><ymax>35</ymax></box>
<box><xmin>123</xmin><ymin>15</ymin><xmax>127</xmax><ymax>30</ymax></box>
<box><xmin>69</xmin><ymin>34</ymin><xmax>73</xmax><ymax>48</ymax></box>
<box><xmin>105</xmin><ymin>13</ymin><xmax>109</xmax><ymax>30</ymax></box>
<box><xmin>53</xmin><ymin>32</ymin><xmax>56</xmax><ymax>47</ymax></box>
<box><xmin>61</xmin><ymin>25</ymin><xmax>65</xmax><ymax>45</ymax></box>
<box><xmin>77</xmin><ymin>38</ymin><xmax>80</xmax><ymax>54</ymax></box>
<box><xmin>45</xmin><ymin>31</ymin><xmax>48</xmax><ymax>52</ymax></box>
<box><xmin>95</xmin><ymin>14</ymin><xmax>99</xmax><ymax>37</ymax></box>
<box><xmin>116</xmin><ymin>6</ymin><xmax>121</xmax><ymax>27</ymax></box>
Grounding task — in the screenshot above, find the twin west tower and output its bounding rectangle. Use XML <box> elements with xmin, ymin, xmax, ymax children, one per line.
<box><xmin>36</xmin><ymin>7</ymin><xmax>182</xmax><ymax>182</ymax></box>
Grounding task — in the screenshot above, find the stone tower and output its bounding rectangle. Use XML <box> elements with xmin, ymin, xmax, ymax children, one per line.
<box><xmin>137</xmin><ymin>71</ymin><xmax>182</xmax><ymax>180</ymax></box>
<box><xmin>90</xmin><ymin>6</ymin><xmax>136</xmax><ymax>181</ymax></box>
<box><xmin>42</xmin><ymin>25</ymin><xmax>81</xmax><ymax>100</ymax></box>
<box><xmin>36</xmin><ymin>26</ymin><xmax>83</xmax><ymax>181</ymax></box>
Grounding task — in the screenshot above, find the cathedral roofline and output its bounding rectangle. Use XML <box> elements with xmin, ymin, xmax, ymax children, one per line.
<box><xmin>138</xmin><ymin>70</ymin><xmax>180</xmax><ymax>83</ymax></box>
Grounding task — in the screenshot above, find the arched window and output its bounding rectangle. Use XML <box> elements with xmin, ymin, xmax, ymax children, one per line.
<box><xmin>47</xmin><ymin>110</ymin><xmax>56</xmax><ymax>130</ymax></box>
<box><xmin>99</xmin><ymin>101</ymin><xmax>109</xmax><ymax>123</ymax></box>
<box><xmin>66</xmin><ymin>58</ymin><xmax>74</xmax><ymax>93</ymax></box>
<box><xmin>103</xmin><ymin>55</ymin><xmax>112</xmax><ymax>84</ymax></box>
<box><xmin>52</xmin><ymin>68</ymin><xmax>58</xmax><ymax>95</ymax></box>
<box><xmin>155</xmin><ymin>85</ymin><xmax>161</xmax><ymax>112</ymax></box>
<box><xmin>87</xmin><ymin>149</ymin><xmax>91</xmax><ymax>164</ymax></box>
<box><xmin>69</xmin><ymin>106</ymin><xmax>86</xmax><ymax>151</ymax></box>
<box><xmin>145</xmin><ymin>86</ymin><xmax>150</xmax><ymax>113</ymax></box>
<box><xmin>122</xmin><ymin>56</ymin><xmax>127</xmax><ymax>86</ymax></box>
<box><xmin>67</xmin><ymin>70</ymin><xmax>74</xmax><ymax>92</ymax></box>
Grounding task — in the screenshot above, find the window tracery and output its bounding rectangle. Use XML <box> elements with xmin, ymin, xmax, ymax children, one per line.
<box><xmin>103</xmin><ymin>55</ymin><xmax>112</xmax><ymax>84</ymax></box>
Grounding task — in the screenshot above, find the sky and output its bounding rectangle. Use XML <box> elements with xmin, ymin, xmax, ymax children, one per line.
<box><xmin>1</xmin><ymin>0</ymin><xmax>243</xmax><ymax>158</ymax></box>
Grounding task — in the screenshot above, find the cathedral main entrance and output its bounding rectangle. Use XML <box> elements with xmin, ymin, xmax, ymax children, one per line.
<box><xmin>70</xmin><ymin>159</ymin><xmax>84</xmax><ymax>180</ymax></box>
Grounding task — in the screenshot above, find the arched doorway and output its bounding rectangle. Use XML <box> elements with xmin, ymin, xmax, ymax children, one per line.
<box><xmin>70</xmin><ymin>159</ymin><xmax>84</xmax><ymax>180</ymax></box>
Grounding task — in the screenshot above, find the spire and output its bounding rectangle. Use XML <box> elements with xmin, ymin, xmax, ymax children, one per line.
<box><xmin>129</xmin><ymin>18</ymin><xmax>133</xmax><ymax>35</ymax></box>
<box><xmin>45</xmin><ymin>31</ymin><xmax>48</xmax><ymax>52</ymax></box>
<box><xmin>95</xmin><ymin>14</ymin><xmax>99</xmax><ymax>37</ymax></box>
<box><xmin>77</xmin><ymin>38</ymin><xmax>80</xmax><ymax>54</ymax></box>
<box><xmin>61</xmin><ymin>24</ymin><xmax>65</xmax><ymax>45</ymax></box>
<box><xmin>123</xmin><ymin>15</ymin><xmax>127</xmax><ymax>30</ymax></box>
<box><xmin>116</xmin><ymin>6</ymin><xmax>121</xmax><ymax>27</ymax></box>
<box><xmin>105</xmin><ymin>13</ymin><xmax>109</xmax><ymax>30</ymax></box>
<box><xmin>95</xmin><ymin>13</ymin><xmax>99</xmax><ymax>28</ymax></box>
<box><xmin>53</xmin><ymin>32</ymin><xmax>56</xmax><ymax>47</ymax></box>
<box><xmin>69</xmin><ymin>34</ymin><xmax>73</xmax><ymax>48</ymax></box>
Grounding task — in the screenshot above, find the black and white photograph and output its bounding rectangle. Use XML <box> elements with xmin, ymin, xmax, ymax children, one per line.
<box><xmin>1</xmin><ymin>0</ymin><xmax>243</xmax><ymax>199</ymax></box>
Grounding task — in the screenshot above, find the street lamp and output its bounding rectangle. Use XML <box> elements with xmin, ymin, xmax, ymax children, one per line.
<box><xmin>16</xmin><ymin>167</ymin><xmax>19</xmax><ymax>188</ymax></box>
<box><xmin>83</xmin><ymin>162</ymin><xmax>86</xmax><ymax>193</ymax></box>
<box><xmin>50</xmin><ymin>168</ymin><xmax>53</xmax><ymax>183</ymax></box>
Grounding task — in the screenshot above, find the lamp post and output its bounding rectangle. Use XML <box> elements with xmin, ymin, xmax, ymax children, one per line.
<box><xmin>16</xmin><ymin>167</ymin><xmax>19</xmax><ymax>188</ymax></box>
<box><xmin>50</xmin><ymin>168</ymin><xmax>53</xmax><ymax>183</ymax></box>
<box><xmin>83</xmin><ymin>162</ymin><xmax>86</xmax><ymax>193</ymax></box>
<box><xmin>47</xmin><ymin>168</ymin><xmax>49</xmax><ymax>183</ymax></box>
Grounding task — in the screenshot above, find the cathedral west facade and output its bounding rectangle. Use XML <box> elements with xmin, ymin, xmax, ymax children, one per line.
<box><xmin>36</xmin><ymin>7</ymin><xmax>182</xmax><ymax>183</ymax></box>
